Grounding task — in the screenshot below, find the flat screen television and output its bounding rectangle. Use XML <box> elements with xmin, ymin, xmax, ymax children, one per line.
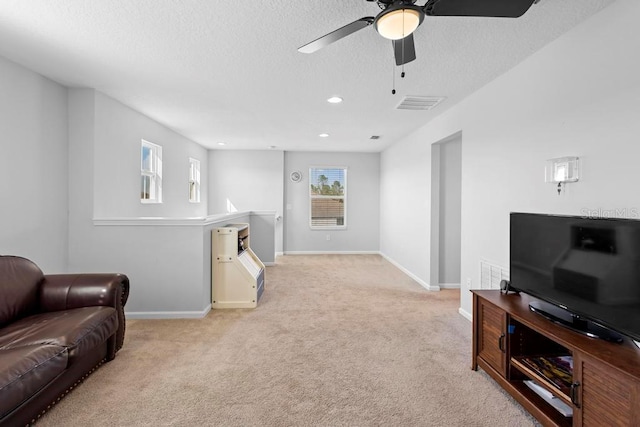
<box><xmin>510</xmin><ymin>212</ymin><xmax>640</xmax><ymax>343</ymax></box>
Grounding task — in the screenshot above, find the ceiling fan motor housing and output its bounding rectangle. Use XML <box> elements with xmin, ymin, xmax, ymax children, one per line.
<box><xmin>374</xmin><ymin>2</ymin><xmax>425</xmax><ymax>40</ymax></box>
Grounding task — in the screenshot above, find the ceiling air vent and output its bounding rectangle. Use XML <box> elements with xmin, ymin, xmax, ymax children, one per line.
<box><xmin>396</xmin><ymin>96</ymin><xmax>446</xmax><ymax>111</ymax></box>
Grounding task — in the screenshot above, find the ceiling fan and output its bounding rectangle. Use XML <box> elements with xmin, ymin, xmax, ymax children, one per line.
<box><xmin>298</xmin><ymin>0</ymin><xmax>539</xmax><ymax>66</ymax></box>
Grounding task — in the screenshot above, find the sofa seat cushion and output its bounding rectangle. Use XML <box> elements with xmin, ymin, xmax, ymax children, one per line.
<box><xmin>0</xmin><ymin>307</ymin><xmax>117</xmax><ymax>362</ymax></box>
<box><xmin>0</xmin><ymin>344</ymin><xmax>68</xmax><ymax>418</ymax></box>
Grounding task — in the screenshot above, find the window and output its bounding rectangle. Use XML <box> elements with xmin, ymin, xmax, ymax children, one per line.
<box><xmin>309</xmin><ymin>167</ymin><xmax>347</xmax><ymax>229</ymax></box>
<box><xmin>141</xmin><ymin>140</ymin><xmax>162</xmax><ymax>203</ymax></box>
<box><xmin>188</xmin><ymin>157</ymin><xmax>201</xmax><ymax>203</ymax></box>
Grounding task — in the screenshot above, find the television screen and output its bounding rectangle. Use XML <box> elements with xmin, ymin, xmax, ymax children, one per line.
<box><xmin>510</xmin><ymin>212</ymin><xmax>640</xmax><ymax>342</ymax></box>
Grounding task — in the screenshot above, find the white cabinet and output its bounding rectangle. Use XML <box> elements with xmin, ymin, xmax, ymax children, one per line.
<box><xmin>212</xmin><ymin>223</ymin><xmax>265</xmax><ymax>308</ymax></box>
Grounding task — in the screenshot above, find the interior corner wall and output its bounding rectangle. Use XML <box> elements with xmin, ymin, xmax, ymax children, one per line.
<box><xmin>438</xmin><ymin>137</ymin><xmax>461</xmax><ymax>285</ymax></box>
<box><xmin>0</xmin><ymin>55</ymin><xmax>69</xmax><ymax>272</ymax></box>
<box><xmin>380</xmin><ymin>126</ymin><xmax>437</xmax><ymax>286</ymax></box>
<box><xmin>92</xmin><ymin>92</ymin><xmax>208</xmax><ymax>219</ymax></box>
<box><xmin>380</xmin><ymin>0</ymin><xmax>640</xmax><ymax>317</ymax></box>
<box><xmin>207</xmin><ymin>150</ymin><xmax>284</xmax><ymax>253</ymax></box>
<box><xmin>284</xmin><ymin>151</ymin><xmax>380</xmax><ymax>253</ymax></box>
<box><xmin>67</xmin><ymin>88</ymin><xmax>96</xmax><ymax>273</ymax></box>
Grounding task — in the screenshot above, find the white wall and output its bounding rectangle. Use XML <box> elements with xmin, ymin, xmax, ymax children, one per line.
<box><xmin>68</xmin><ymin>89</ymin><xmax>213</xmax><ymax>315</ymax></box>
<box><xmin>68</xmin><ymin>89</ymin><xmax>96</xmax><ymax>273</ymax></box>
<box><xmin>1</xmin><ymin>64</ymin><xmax>269</xmax><ymax>317</ymax></box>
<box><xmin>93</xmin><ymin>92</ymin><xmax>208</xmax><ymax>218</ymax></box>
<box><xmin>380</xmin><ymin>131</ymin><xmax>434</xmax><ymax>287</ymax></box>
<box><xmin>208</xmin><ymin>150</ymin><xmax>284</xmax><ymax>254</ymax></box>
<box><xmin>438</xmin><ymin>137</ymin><xmax>461</xmax><ymax>285</ymax></box>
<box><xmin>380</xmin><ymin>0</ymin><xmax>640</xmax><ymax>318</ymax></box>
<box><xmin>0</xmin><ymin>56</ymin><xmax>69</xmax><ymax>272</ymax></box>
<box><xmin>284</xmin><ymin>151</ymin><xmax>380</xmax><ymax>253</ymax></box>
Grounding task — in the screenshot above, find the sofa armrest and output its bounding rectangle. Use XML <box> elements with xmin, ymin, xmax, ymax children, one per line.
<box><xmin>40</xmin><ymin>273</ymin><xmax>129</xmax><ymax>312</ymax></box>
<box><xmin>40</xmin><ymin>273</ymin><xmax>130</xmax><ymax>356</ymax></box>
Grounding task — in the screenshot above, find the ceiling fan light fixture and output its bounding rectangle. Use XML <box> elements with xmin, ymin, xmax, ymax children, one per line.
<box><xmin>375</xmin><ymin>6</ymin><xmax>423</xmax><ymax>41</ymax></box>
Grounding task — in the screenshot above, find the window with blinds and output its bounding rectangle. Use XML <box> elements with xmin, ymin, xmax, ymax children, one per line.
<box><xmin>309</xmin><ymin>167</ymin><xmax>346</xmax><ymax>229</ymax></box>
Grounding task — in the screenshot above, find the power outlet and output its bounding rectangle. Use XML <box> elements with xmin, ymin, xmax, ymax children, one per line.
<box><xmin>466</xmin><ymin>278</ymin><xmax>472</xmax><ymax>289</ymax></box>
<box><xmin>326</xmin><ymin>234</ymin><xmax>331</xmax><ymax>241</ymax></box>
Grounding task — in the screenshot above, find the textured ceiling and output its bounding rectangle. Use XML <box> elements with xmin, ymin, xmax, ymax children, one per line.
<box><xmin>0</xmin><ymin>0</ymin><xmax>614</xmax><ymax>152</ymax></box>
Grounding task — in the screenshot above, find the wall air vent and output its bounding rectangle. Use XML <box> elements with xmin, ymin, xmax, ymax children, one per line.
<box><xmin>396</xmin><ymin>96</ymin><xmax>446</xmax><ymax>111</ymax></box>
<box><xmin>479</xmin><ymin>260</ymin><xmax>509</xmax><ymax>290</ymax></box>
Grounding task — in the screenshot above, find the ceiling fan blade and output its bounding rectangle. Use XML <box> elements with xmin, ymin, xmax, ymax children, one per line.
<box><xmin>392</xmin><ymin>34</ymin><xmax>417</xmax><ymax>66</ymax></box>
<box><xmin>298</xmin><ymin>17</ymin><xmax>374</xmax><ymax>54</ymax></box>
<box><xmin>424</xmin><ymin>0</ymin><xmax>536</xmax><ymax>18</ymax></box>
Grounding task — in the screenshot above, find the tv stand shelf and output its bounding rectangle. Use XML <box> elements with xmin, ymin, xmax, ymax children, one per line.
<box><xmin>472</xmin><ymin>290</ymin><xmax>640</xmax><ymax>427</ymax></box>
<box><xmin>510</xmin><ymin>356</ymin><xmax>572</xmax><ymax>406</ymax></box>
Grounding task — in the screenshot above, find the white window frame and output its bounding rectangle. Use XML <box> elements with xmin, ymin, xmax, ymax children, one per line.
<box><xmin>141</xmin><ymin>140</ymin><xmax>163</xmax><ymax>203</ymax></box>
<box><xmin>188</xmin><ymin>157</ymin><xmax>201</xmax><ymax>203</ymax></box>
<box><xmin>309</xmin><ymin>166</ymin><xmax>347</xmax><ymax>230</ymax></box>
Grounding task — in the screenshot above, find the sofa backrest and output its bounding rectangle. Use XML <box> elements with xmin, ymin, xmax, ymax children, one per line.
<box><xmin>0</xmin><ymin>256</ymin><xmax>44</xmax><ymax>327</ymax></box>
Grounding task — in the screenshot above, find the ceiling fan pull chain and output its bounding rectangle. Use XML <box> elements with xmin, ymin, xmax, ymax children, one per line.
<box><xmin>392</xmin><ymin>62</ymin><xmax>396</xmax><ymax>95</ymax></box>
<box><xmin>402</xmin><ymin>11</ymin><xmax>405</xmax><ymax>77</ymax></box>
<box><xmin>401</xmin><ymin>41</ymin><xmax>406</xmax><ymax>78</ymax></box>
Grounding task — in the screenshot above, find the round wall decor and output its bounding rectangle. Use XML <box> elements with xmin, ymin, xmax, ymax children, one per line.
<box><xmin>290</xmin><ymin>170</ymin><xmax>303</xmax><ymax>183</ymax></box>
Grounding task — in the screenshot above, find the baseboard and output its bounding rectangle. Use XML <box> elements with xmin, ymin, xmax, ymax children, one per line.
<box><xmin>379</xmin><ymin>252</ymin><xmax>439</xmax><ymax>291</ymax></box>
<box><xmin>126</xmin><ymin>304</ymin><xmax>211</xmax><ymax>319</ymax></box>
<box><xmin>283</xmin><ymin>251</ymin><xmax>380</xmax><ymax>255</ymax></box>
<box><xmin>458</xmin><ymin>307</ymin><xmax>472</xmax><ymax>322</ymax></box>
<box><xmin>440</xmin><ymin>283</ymin><xmax>461</xmax><ymax>289</ymax></box>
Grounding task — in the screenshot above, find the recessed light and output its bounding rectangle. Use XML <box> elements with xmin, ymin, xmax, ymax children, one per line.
<box><xmin>327</xmin><ymin>96</ymin><xmax>343</xmax><ymax>104</ymax></box>
<box><xmin>217</xmin><ymin>142</ymin><xmax>226</xmax><ymax>146</ymax></box>
<box><xmin>319</xmin><ymin>133</ymin><xmax>329</xmax><ymax>138</ymax></box>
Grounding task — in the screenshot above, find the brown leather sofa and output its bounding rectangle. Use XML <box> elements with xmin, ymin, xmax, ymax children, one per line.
<box><xmin>0</xmin><ymin>256</ymin><xmax>129</xmax><ymax>426</ymax></box>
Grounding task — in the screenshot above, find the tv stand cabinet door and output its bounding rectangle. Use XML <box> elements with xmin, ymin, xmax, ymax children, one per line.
<box><xmin>573</xmin><ymin>353</ymin><xmax>640</xmax><ymax>426</ymax></box>
<box><xmin>476</xmin><ymin>297</ymin><xmax>508</xmax><ymax>377</ymax></box>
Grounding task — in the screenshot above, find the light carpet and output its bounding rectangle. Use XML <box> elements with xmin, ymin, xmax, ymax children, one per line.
<box><xmin>39</xmin><ymin>254</ymin><xmax>536</xmax><ymax>426</ymax></box>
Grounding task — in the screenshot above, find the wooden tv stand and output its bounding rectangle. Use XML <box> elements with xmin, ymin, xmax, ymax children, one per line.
<box><xmin>472</xmin><ymin>290</ymin><xmax>640</xmax><ymax>426</ymax></box>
